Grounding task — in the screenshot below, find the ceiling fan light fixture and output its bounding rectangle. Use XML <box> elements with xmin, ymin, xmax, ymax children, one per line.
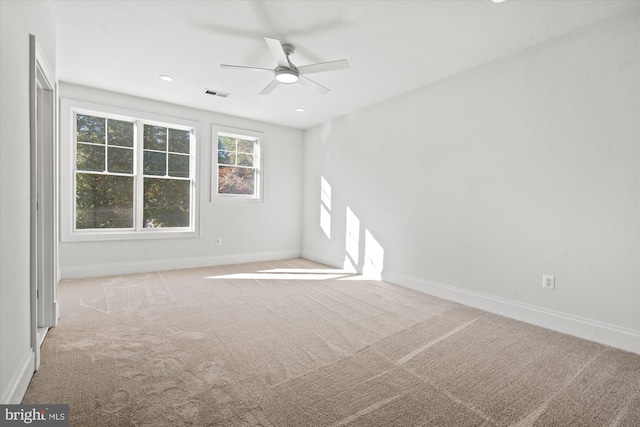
<box><xmin>275</xmin><ymin>68</ymin><xmax>299</xmax><ymax>84</ymax></box>
<box><xmin>222</xmin><ymin>37</ymin><xmax>347</xmax><ymax>95</ymax></box>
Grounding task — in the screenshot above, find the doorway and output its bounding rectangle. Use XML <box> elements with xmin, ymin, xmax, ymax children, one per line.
<box><xmin>30</xmin><ymin>34</ymin><xmax>58</xmax><ymax>370</ymax></box>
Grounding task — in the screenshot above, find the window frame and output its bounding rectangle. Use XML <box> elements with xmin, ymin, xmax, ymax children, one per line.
<box><xmin>61</xmin><ymin>99</ymin><xmax>200</xmax><ymax>242</ymax></box>
<box><xmin>211</xmin><ymin>125</ymin><xmax>264</xmax><ymax>203</ymax></box>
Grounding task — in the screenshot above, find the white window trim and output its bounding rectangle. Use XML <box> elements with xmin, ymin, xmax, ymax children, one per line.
<box><xmin>211</xmin><ymin>125</ymin><xmax>264</xmax><ymax>203</ymax></box>
<box><xmin>61</xmin><ymin>98</ymin><xmax>201</xmax><ymax>242</ymax></box>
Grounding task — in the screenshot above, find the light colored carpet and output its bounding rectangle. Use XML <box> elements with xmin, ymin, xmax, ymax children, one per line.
<box><xmin>23</xmin><ymin>258</ymin><xmax>640</xmax><ymax>426</ymax></box>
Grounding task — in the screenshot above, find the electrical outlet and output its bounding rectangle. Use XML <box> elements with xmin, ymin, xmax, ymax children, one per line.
<box><xmin>542</xmin><ymin>274</ymin><xmax>555</xmax><ymax>290</ymax></box>
<box><xmin>216</xmin><ymin>237</ymin><xmax>222</xmax><ymax>246</ymax></box>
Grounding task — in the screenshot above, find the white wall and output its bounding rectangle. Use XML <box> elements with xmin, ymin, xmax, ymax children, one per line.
<box><xmin>58</xmin><ymin>83</ymin><xmax>303</xmax><ymax>278</ymax></box>
<box><xmin>302</xmin><ymin>9</ymin><xmax>640</xmax><ymax>353</ymax></box>
<box><xmin>0</xmin><ymin>0</ymin><xmax>57</xmax><ymax>403</ymax></box>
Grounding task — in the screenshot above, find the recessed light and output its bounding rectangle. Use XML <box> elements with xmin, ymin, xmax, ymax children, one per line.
<box><xmin>159</xmin><ymin>75</ymin><xmax>174</xmax><ymax>82</ymax></box>
<box><xmin>489</xmin><ymin>0</ymin><xmax>507</xmax><ymax>3</ymax></box>
<box><xmin>295</xmin><ymin>108</ymin><xmax>305</xmax><ymax>112</ymax></box>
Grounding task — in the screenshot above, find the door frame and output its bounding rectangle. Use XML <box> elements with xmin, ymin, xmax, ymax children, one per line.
<box><xmin>29</xmin><ymin>34</ymin><xmax>58</xmax><ymax>370</ymax></box>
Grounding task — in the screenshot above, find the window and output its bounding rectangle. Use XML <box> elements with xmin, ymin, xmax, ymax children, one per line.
<box><xmin>62</xmin><ymin>99</ymin><xmax>199</xmax><ymax>241</ymax></box>
<box><xmin>75</xmin><ymin>114</ymin><xmax>136</xmax><ymax>229</ymax></box>
<box><xmin>213</xmin><ymin>126</ymin><xmax>263</xmax><ymax>202</ymax></box>
<box><xmin>142</xmin><ymin>124</ymin><xmax>192</xmax><ymax>228</ymax></box>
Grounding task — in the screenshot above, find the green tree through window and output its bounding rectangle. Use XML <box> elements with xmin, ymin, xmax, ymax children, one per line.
<box><xmin>76</xmin><ymin>114</ymin><xmax>135</xmax><ymax>229</ymax></box>
<box><xmin>74</xmin><ymin>112</ymin><xmax>194</xmax><ymax>231</ymax></box>
<box><xmin>143</xmin><ymin>125</ymin><xmax>191</xmax><ymax>227</ymax></box>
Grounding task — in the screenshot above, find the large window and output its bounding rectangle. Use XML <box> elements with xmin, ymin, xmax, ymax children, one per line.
<box><xmin>213</xmin><ymin>126</ymin><xmax>263</xmax><ymax>202</ymax></box>
<box><xmin>62</xmin><ymin>100</ymin><xmax>199</xmax><ymax>241</ymax></box>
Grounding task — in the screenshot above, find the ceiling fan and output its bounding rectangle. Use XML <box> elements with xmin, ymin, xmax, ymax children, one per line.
<box><xmin>221</xmin><ymin>37</ymin><xmax>349</xmax><ymax>95</ymax></box>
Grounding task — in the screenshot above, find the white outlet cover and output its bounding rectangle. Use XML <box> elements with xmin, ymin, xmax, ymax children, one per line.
<box><xmin>542</xmin><ymin>274</ymin><xmax>555</xmax><ymax>290</ymax></box>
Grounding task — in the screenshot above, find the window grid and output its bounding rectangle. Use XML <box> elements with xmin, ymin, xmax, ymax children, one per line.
<box><xmin>74</xmin><ymin>111</ymin><xmax>194</xmax><ymax>233</ymax></box>
<box><xmin>216</xmin><ymin>131</ymin><xmax>261</xmax><ymax>199</ymax></box>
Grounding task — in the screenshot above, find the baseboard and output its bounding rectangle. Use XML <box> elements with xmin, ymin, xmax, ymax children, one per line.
<box><xmin>383</xmin><ymin>270</ymin><xmax>640</xmax><ymax>355</ymax></box>
<box><xmin>60</xmin><ymin>250</ymin><xmax>302</xmax><ymax>279</ymax></box>
<box><xmin>1</xmin><ymin>348</ymin><xmax>34</xmax><ymax>404</ymax></box>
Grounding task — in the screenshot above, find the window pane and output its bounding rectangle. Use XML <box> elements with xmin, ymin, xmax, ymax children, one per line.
<box><xmin>218</xmin><ymin>150</ymin><xmax>235</xmax><ymax>165</ymax></box>
<box><xmin>108</xmin><ymin>119</ymin><xmax>134</xmax><ymax>147</ymax></box>
<box><xmin>218</xmin><ymin>136</ymin><xmax>236</xmax><ymax>151</ymax></box>
<box><xmin>168</xmin><ymin>154</ymin><xmax>189</xmax><ymax>178</ymax></box>
<box><xmin>237</xmin><ymin>153</ymin><xmax>254</xmax><ymax>167</ymax></box>
<box><xmin>144</xmin><ymin>151</ymin><xmax>166</xmax><ymax>176</ymax></box>
<box><xmin>108</xmin><ymin>147</ymin><xmax>133</xmax><ymax>174</ymax></box>
<box><xmin>168</xmin><ymin>129</ymin><xmax>190</xmax><ymax>154</ymax></box>
<box><xmin>218</xmin><ymin>166</ymin><xmax>255</xmax><ymax>195</ymax></box>
<box><xmin>77</xmin><ymin>114</ymin><xmax>105</xmax><ymax>144</ymax></box>
<box><xmin>237</xmin><ymin>139</ymin><xmax>254</xmax><ymax>154</ymax></box>
<box><xmin>143</xmin><ymin>178</ymin><xmax>190</xmax><ymax>228</ymax></box>
<box><xmin>77</xmin><ymin>143</ymin><xmax>105</xmax><ymax>172</ymax></box>
<box><xmin>144</xmin><ymin>125</ymin><xmax>167</xmax><ymax>151</ymax></box>
<box><xmin>76</xmin><ymin>173</ymin><xmax>133</xmax><ymax>229</ymax></box>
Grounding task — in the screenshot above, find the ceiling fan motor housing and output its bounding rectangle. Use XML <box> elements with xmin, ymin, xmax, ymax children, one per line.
<box><xmin>282</xmin><ymin>43</ymin><xmax>295</xmax><ymax>56</ymax></box>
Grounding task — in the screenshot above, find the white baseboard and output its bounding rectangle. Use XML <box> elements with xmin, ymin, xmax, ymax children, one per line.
<box><xmin>60</xmin><ymin>250</ymin><xmax>302</xmax><ymax>279</ymax></box>
<box><xmin>1</xmin><ymin>348</ymin><xmax>34</xmax><ymax>404</ymax></box>
<box><xmin>383</xmin><ymin>270</ymin><xmax>640</xmax><ymax>356</ymax></box>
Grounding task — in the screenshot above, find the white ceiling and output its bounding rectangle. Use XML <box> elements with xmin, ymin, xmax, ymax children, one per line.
<box><xmin>50</xmin><ymin>0</ymin><xmax>640</xmax><ymax>130</ymax></box>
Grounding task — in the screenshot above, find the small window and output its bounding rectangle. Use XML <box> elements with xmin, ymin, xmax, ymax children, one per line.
<box><xmin>213</xmin><ymin>126</ymin><xmax>263</xmax><ymax>202</ymax></box>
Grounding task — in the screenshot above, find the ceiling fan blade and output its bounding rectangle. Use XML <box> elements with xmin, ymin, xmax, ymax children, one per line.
<box><xmin>298</xmin><ymin>75</ymin><xmax>330</xmax><ymax>95</ymax></box>
<box><xmin>297</xmin><ymin>60</ymin><xmax>350</xmax><ymax>75</ymax></box>
<box><xmin>264</xmin><ymin>37</ymin><xmax>290</xmax><ymax>68</ymax></box>
<box><xmin>220</xmin><ymin>64</ymin><xmax>273</xmax><ymax>72</ymax></box>
<box><xmin>260</xmin><ymin>79</ymin><xmax>281</xmax><ymax>95</ymax></box>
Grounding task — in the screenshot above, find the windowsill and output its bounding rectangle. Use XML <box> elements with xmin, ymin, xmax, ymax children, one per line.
<box><xmin>211</xmin><ymin>195</ymin><xmax>264</xmax><ymax>204</ymax></box>
<box><xmin>62</xmin><ymin>228</ymin><xmax>198</xmax><ymax>243</ymax></box>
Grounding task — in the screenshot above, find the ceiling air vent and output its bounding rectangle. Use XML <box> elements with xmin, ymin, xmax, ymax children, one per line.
<box><xmin>204</xmin><ymin>89</ymin><xmax>230</xmax><ymax>98</ymax></box>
